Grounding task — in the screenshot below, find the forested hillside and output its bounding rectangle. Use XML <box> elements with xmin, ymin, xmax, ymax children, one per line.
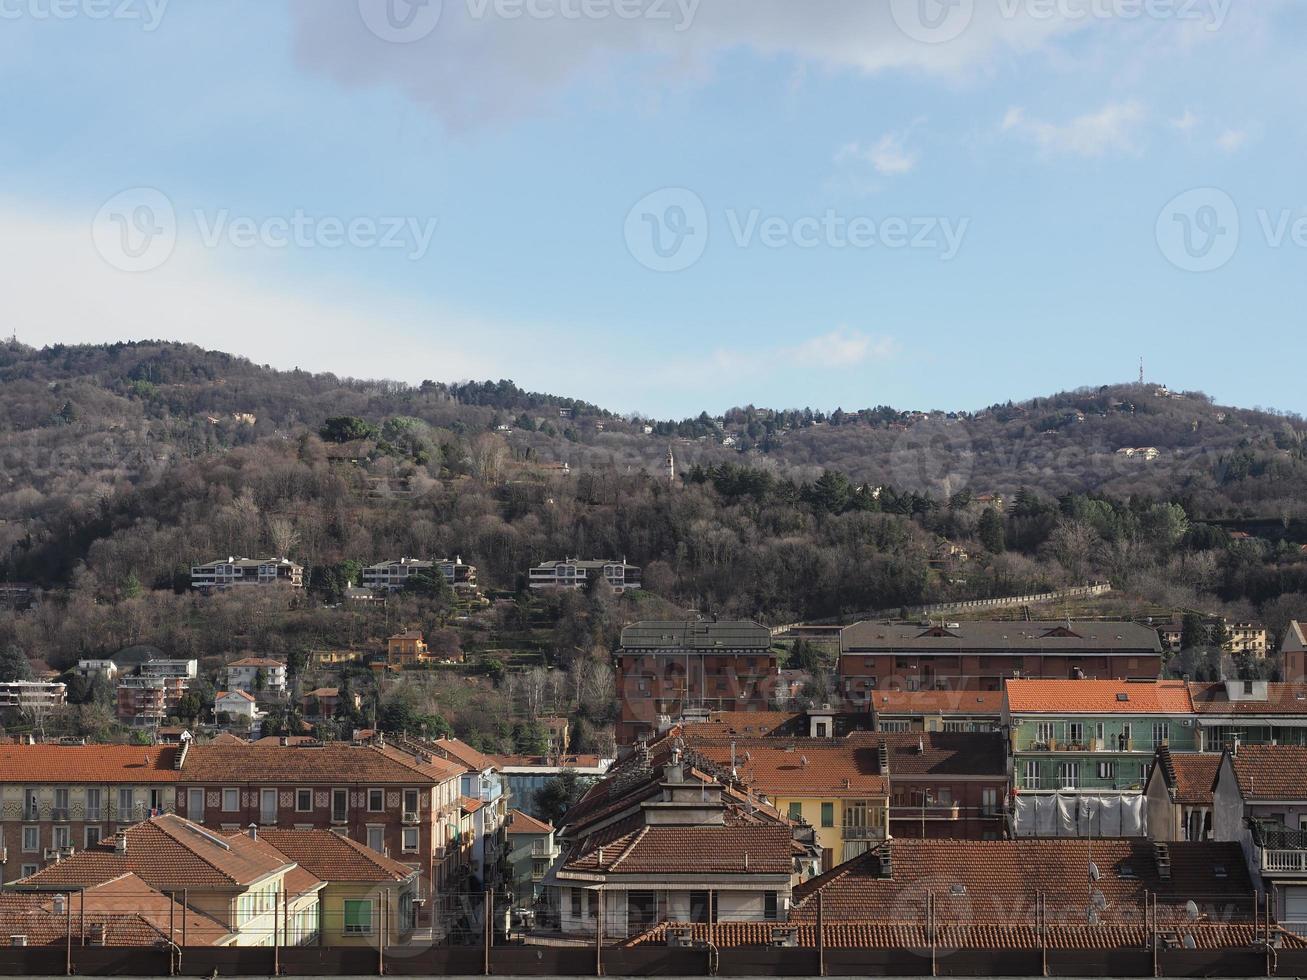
<box><xmin>2</xmin><ymin>338</ymin><xmax>1306</xmax><ymax>691</ymax></box>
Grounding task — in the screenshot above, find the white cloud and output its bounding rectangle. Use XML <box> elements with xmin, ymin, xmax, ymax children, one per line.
<box><xmin>1170</xmin><ymin>109</ymin><xmax>1199</xmax><ymax>132</ymax></box>
<box><xmin>792</xmin><ymin>328</ymin><xmax>897</xmax><ymax>368</ymax></box>
<box><xmin>836</xmin><ymin>133</ymin><xmax>920</xmax><ymax>177</ymax></box>
<box><xmin>289</xmin><ymin>1</ymin><xmax>1092</xmax><ymax>129</ymax></box>
<box><xmin>1216</xmin><ymin>128</ymin><xmax>1248</xmax><ymax>152</ymax></box>
<box><xmin>1001</xmin><ymin>100</ymin><xmax>1147</xmax><ymax>157</ymax></box>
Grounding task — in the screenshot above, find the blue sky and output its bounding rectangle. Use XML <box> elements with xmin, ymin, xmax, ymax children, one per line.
<box><xmin>2</xmin><ymin>0</ymin><xmax>1304</xmax><ymax>417</ymax></box>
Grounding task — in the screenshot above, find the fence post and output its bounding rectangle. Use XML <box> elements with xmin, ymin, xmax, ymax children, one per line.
<box><xmin>817</xmin><ymin>891</ymin><xmax>825</xmax><ymax>978</ymax></box>
<box><xmin>274</xmin><ymin>888</ymin><xmax>281</xmax><ymax>978</ymax></box>
<box><xmin>378</xmin><ymin>893</ymin><xmax>386</xmax><ymax>977</ymax></box>
<box><xmin>595</xmin><ymin>889</ymin><xmax>604</xmax><ymax>978</ymax></box>
<box><xmin>484</xmin><ymin>889</ymin><xmax>492</xmax><ymax>976</ymax></box>
<box><xmin>929</xmin><ymin>892</ymin><xmax>937</xmax><ymax>978</ymax></box>
<box><xmin>1151</xmin><ymin>893</ymin><xmax>1159</xmax><ymax>978</ymax></box>
<box><xmin>65</xmin><ymin>890</ymin><xmax>73</xmax><ymax>977</ymax></box>
<box><xmin>181</xmin><ymin>888</ymin><xmax>187</xmax><ymax>973</ymax></box>
<box><xmin>1039</xmin><ymin>892</ymin><xmax>1047</xmax><ymax>978</ymax></box>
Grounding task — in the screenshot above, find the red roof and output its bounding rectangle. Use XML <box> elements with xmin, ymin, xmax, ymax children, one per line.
<box><xmin>685</xmin><ymin>738</ymin><xmax>890</xmax><ymax>799</ymax></box>
<box><xmin>679</xmin><ymin>711</ymin><xmax>804</xmax><ymax>738</ymax></box>
<box><xmin>431</xmin><ymin>737</ymin><xmax>499</xmax><ymax>772</ymax></box>
<box><xmin>249</xmin><ymin>829</ymin><xmax>419</xmax><ymax>883</ymax></box>
<box><xmin>180</xmin><ymin>742</ymin><xmax>464</xmax><ymax>784</ymax></box>
<box><xmin>1229</xmin><ymin>744</ymin><xmax>1307</xmax><ymax>800</ymax></box>
<box><xmin>0</xmin><ymin>744</ymin><xmax>179</xmax><ymax>783</ymax></box>
<box><xmin>1155</xmin><ymin>748</ymin><xmax>1220</xmax><ymax>805</ymax></box>
<box><xmin>870</xmin><ymin>689</ymin><xmax>1005</xmax><ymax>716</ymax></box>
<box><xmin>1189</xmin><ymin>682</ymin><xmax>1307</xmax><ymax>715</ymax></box>
<box><xmin>1006</xmin><ymin>680</ymin><xmax>1193</xmax><ymax>714</ymax></box>
<box><xmin>564</xmin><ymin>825</ymin><xmax>794</xmax><ymax>875</ymax></box>
<box><xmin>505</xmin><ymin>809</ymin><xmax>553</xmax><ymax>835</ymax></box>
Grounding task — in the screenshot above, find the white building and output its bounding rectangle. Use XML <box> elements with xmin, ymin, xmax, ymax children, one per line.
<box><xmin>225</xmin><ymin>657</ymin><xmax>287</xmax><ymax>695</ymax></box>
<box><xmin>191</xmin><ymin>557</ymin><xmax>304</xmax><ymax>591</ymax></box>
<box><xmin>139</xmin><ymin>659</ymin><xmax>198</xmax><ymax>681</ymax></box>
<box><xmin>0</xmin><ymin>681</ymin><xmax>67</xmax><ymax>709</ymax></box>
<box><xmin>528</xmin><ymin>558</ymin><xmax>641</xmax><ymax>594</ymax></box>
<box><xmin>361</xmin><ymin>557</ymin><xmax>477</xmax><ymax>592</ymax></box>
<box><xmin>74</xmin><ymin>660</ymin><xmax>119</xmax><ymax>681</ymax></box>
<box><xmin>214</xmin><ymin>690</ymin><xmax>259</xmax><ymax>724</ymax></box>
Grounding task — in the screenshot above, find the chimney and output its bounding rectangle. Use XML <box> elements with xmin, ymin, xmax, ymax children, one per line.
<box><xmin>280</xmin><ymin>736</ymin><xmax>289</xmax><ymax>747</ymax></box>
<box><xmin>52</xmin><ymin>896</ymin><xmax>65</xmax><ymax>916</ymax></box>
<box><xmin>114</xmin><ymin>832</ymin><xmax>127</xmax><ymax>855</ymax></box>
<box><xmin>9</xmin><ymin>936</ymin><xmax>26</xmax><ymax>947</ymax></box>
<box><xmin>247</xmin><ymin>824</ymin><xmax>258</xmax><ymax>841</ymax></box>
<box><xmin>87</xmin><ymin>924</ymin><xmax>105</xmax><ymax>947</ymax></box>
<box><xmin>916</xmin><ymin>738</ymin><xmax>925</xmax><ymax>755</ymax></box>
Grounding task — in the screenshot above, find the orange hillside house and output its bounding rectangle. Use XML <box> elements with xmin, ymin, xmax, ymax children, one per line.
<box><xmin>388</xmin><ymin>630</ymin><xmax>430</xmax><ymax>667</ymax></box>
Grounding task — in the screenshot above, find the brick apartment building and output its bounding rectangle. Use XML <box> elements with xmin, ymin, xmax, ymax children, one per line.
<box><xmin>839</xmin><ymin>620</ymin><xmax>1163</xmax><ymax>705</ymax></box>
<box><xmin>174</xmin><ymin>741</ymin><xmax>467</xmax><ymax>899</ymax></box>
<box><xmin>0</xmin><ymin>744</ymin><xmax>181</xmax><ymax>882</ymax></box>
<box><xmin>617</xmin><ymin>621</ymin><xmax>780</xmax><ymax>744</ymax></box>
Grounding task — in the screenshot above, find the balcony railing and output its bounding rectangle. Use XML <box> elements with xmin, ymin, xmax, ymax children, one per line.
<box><xmin>1019</xmin><ymin>736</ymin><xmax>1176</xmax><ymax>754</ymax></box>
<box><xmin>1017</xmin><ymin>776</ymin><xmax>1145</xmax><ymax>792</ymax></box>
<box><xmin>1263</xmin><ymin>849</ymin><xmax>1307</xmax><ymax>874</ymax></box>
<box><xmin>841</xmin><ymin>825</ymin><xmax>889</xmax><ymax>840</ymax></box>
<box><xmin>530</xmin><ymin>840</ymin><xmax>555</xmax><ymax>856</ymax></box>
<box><xmin>888</xmin><ymin>804</ymin><xmax>961</xmax><ymax>821</ymax></box>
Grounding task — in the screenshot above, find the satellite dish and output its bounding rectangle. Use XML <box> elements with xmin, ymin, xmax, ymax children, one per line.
<box><xmin>1185</xmin><ymin>900</ymin><xmax>1200</xmax><ymax>922</ymax></box>
<box><xmin>1088</xmin><ymin>862</ymin><xmax>1101</xmax><ymax>881</ymax></box>
<box><xmin>1092</xmin><ymin>890</ymin><xmax>1108</xmax><ymax>911</ymax></box>
<box><xmin>1182</xmin><ymin>933</ymin><xmax>1197</xmax><ymax>950</ymax></box>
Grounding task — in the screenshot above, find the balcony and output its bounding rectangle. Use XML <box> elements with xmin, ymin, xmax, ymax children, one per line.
<box><xmin>1263</xmin><ymin>850</ymin><xmax>1307</xmax><ymax>876</ymax></box>
<box><xmin>889</xmin><ymin>804</ymin><xmax>962</xmax><ymax>821</ymax></box>
<box><xmin>530</xmin><ymin>840</ymin><xmax>556</xmax><ymax>857</ymax></box>
<box><xmin>841</xmin><ymin>825</ymin><xmax>889</xmax><ymax>840</ymax></box>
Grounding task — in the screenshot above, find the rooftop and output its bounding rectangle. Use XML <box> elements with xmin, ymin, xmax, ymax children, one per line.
<box><xmin>870</xmin><ymin>689</ymin><xmax>1005</xmax><ymax>716</ymax></box>
<box><xmin>505</xmin><ymin>809</ymin><xmax>553</xmax><ymax>835</ymax></box>
<box><xmin>1006</xmin><ymin>679</ymin><xmax>1194</xmax><ymax>714</ymax></box>
<box><xmin>1189</xmin><ymin>681</ymin><xmax>1307</xmax><ymax>715</ymax></box>
<box><xmin>563</xmin><ymin>824</ymin><xmax>794</xmax><ymax>876</ymax></box>
<box><xmin>1229</xmin><ymin>744</ymin><xmax>1307</xmax><ymax>801</ymax></box>
<box><xmin>1154</xmin><ymin>748</ymin><xmax>1221</xmax><ymax>806</ymax></box>
<box><xmin>0</xmin><ymin>744</ymin><xmax>179</xmax><ymax>783</ymax></box>
<box><xmin>179</xmin><ymin>742</ymin><xmax>466</xmax><ymax>784</ymax></box>
<box><xmin>621</xmin><ymin>620</ymin><xmax>773</xmax><ymax>652</ymax></box>
<box><xmin>249</xmin><ymin>828</ymin><xmax>418</xmax><ymax>883</ymax></box>
<box><xmin>842</xmin><ymin>620</ymin><xmax>1163</xmax><ymax>654</ymax></box>
<box><xmin>685</xmin><ymin>738</ymin><xmax>890</xmax><ymax>800</ymax></box>
<box><xmin>678</xmin><ymin>711</ymin><xmax>804</xmax><ymax>738</ymax></box>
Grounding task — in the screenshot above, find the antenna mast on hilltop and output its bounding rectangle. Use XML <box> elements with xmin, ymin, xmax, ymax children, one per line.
<box><xmin>1139</xmin><ymin>357</ymin><xmax>1145</xmax><ymax>385</ymax></box>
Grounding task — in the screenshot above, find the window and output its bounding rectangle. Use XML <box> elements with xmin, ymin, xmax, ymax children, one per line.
<box><xmin>1120</xmin><ymin>723</ymin><xmax>1132</xmax><ymax>749</ymax></box>
<box><xmin>571</xmin><ymin>889</ymin><xmax>582</xmax><ymax>918</ymax></box>
<box><xmin>1036</xmin><ymin>722</ymin><xmax>1055</xmax><ymax>743</ymax></box>
<box><xmin>764</xmin><ymin>891</ymin><xmax>779</xmax><ymax>922</ymax></box>
<box><xmin>117</xmin><ymin>788</ymin><xmax>134</xmax><ymax>819</ymax></box>
<box><xmin>787</xmin><ymin>802</ymin><xmax>803</xmax><ymax>821</ymax></box>
<box><xmin>1023</xmin><ymin>760</ymin><xmax>1040</xmax><ymax>789</ymax></box>
<box><xmin>188</xmin><ymin>788</ymin><xmax>205</xmax><ymax>820</ymax></box>
<box><xmin>1152</xmin><ymin>723</ymin><xmax>1170</xmax><ymax>746</ymax></box>
<box><xmin>880</xmin><ymin>720</ymin><xmax>909</xmax><ymax>733</ymax></box>
<box><xmin>587</xmin><ymin>891</ymin><xmax>598</xmax><ymax>918</ymax></box>
<box><xmin>85</xmin><ymin>826</ymin><xmax>102</xmax><ymax>848</ymax></box>
<box><xmin>1058</xmin><ymin>762</ymin><xmax>1080</xmax><ymax>789</ymax></box>
<box><xmin>20</xmin><ymin>865</ymin><xmax>36</xmax><ymax>879</ymax></box>
<box><xmin>52</xmin><ymin>787</ymin><xmax>69</xmax><ymax>820</ymax></box>
<box><xmin>52</xmin><ymin>826</ymin><xmax>71</xmax><ymax>849</ymax></box>
<box><xmin>296</xmin><ymin>789</ymin><xmax>313</xmax><ymax>813</ymax></box>
<box><xmin>343</xmin><ymin>900</ymin><xmax>373</xmax><ymax>935</ymax></box>
<box><xmin>820</xmin><ymin>802</ymin><xmax>834</xmax><ymax>828</ymax></box>
<box><xmin>1095</xmin><ymin>723</ymin><xmax>1105</xmax><ymax>743</ymax></box>
<box><xmin>21</xmin><ymin>826</ymin><xmax>39</xmax><ymax>852</ymax></box>
<box><xmin>403</xmin><ymin>789</ymin><xmax>419</xmax><ymax>816</ymax></box>
<box><xmin>85</xmin><ymin>788</ymin><xmax>101</xmax><ymax>822</ymax></box>
<box><xmin>332</xmin><ymin>788</ymin><xmax>348</xmax><ymax>823</ymax></box>
<box><xmin>1067</xmin><ymin>723</ymin><xmax>1084</xmax><ymax>744</ymax></box>
<box><xmin>981</xmin><ymin>788</ymin><xmax>998</xmax><ymax>816</ymax></box>
<box><xmin>402</xmin><ymin>828</ymin><xmax>419</xmax><ymax>852</ymax></box>
<box><xmin>1097</xmin><ymin>761</ymin><xmax>1117</xmax><ymax>781</ymax></box>
<box><xmin>936</xmin><ymin>788</ymin><xmax>953</xmax><ymax>805</ymax></box>
<box><xmin>368</xmin><ymin>789</ymin><xmax>385</xmax><ymax>812</ymax></box>
<box><xmin>367</xmin><ymin>826</ymin><xmax>385</xmax><ymax>853</ymax></box>
<box><xmin>222</xmin><ymin>788</ymin><xmax>240</xmax><ymax>812</ymax></box>
<box><xmin>689</xmin><ymin>891</ymin><xmax>717</xmax><ymax>923</ymax></box>
<box><xmin>260</xmin><ymin>788</ymin><xmax>278</xmax><ymax>824</ymax></box>
<box><xmin>149</xmin><ymin>789</ymin><xmax>165</xmax><ymax>812</ymax></box>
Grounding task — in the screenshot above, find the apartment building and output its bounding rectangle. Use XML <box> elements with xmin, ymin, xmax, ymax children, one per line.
<box><xmin>879</xmin><ymin>732</ymin><xmax>1009</xmax><ymax>840</ymax></box>
<box><xmin>424</xmin><ymin>737</ymin><xmax>510</xmax><ymax>890</ymax></box>
<box><xmin>869</xmin><ymin>689</ymin><xmax>1004</xmax><ymax>733</ymax></box>
<box><xmin>116</xmin><ymin>661</ymin><xmax>197</xmax><ymax>727</ymax></box>
<box><xmin>553</xmin><ymin>748</ymin><xmax>820</xmax><ymax>939</ymax></box>
<box><xmin>504</xmin><ymin>809</ymin><xmax>557</xmax><ymax>902</ymax></box>
<box><xmin>617</xmin><ymin>620</ymin><xmax>779</xmax><ymax>743</ymax></box>
<box><xmin>0</xmin><ymin>744</ymin><xmax>181</xmax><ymax>882</ymax></box>
<box><xmin>362</xmin><ymin>557</ymin><xmax>477</xmax><ymax>592</ymax></box>
<box><xmin>840</xmin><ymin>620</ymin><xmax>1163</xmax><ymax>703</ymax></box>
<box><xmin>1005</xmin><ymin>679</ymin><xmax>1197</xmax><ymax>837</ymax></box>
<box><xmin>494</xmin><ymin>754</ymin><xmax>610</xmax><ymax>821</ymax></box>
<box><xmin>387</xmin><ymin>630</ymin><xmax>429</xmax><ymax>667</ymax></box>
<box><xmin>174</xmin><ymin>740</ymin><xmax>468</xmax><ymax>901</ymax></box>
<box><xmin>1188</xmin><ymin>679</ymin><xmax>1307</xmax><ymax>749</ymax></box>
<box><xmin>1157</xmin><ymin>617</ymin><xmax>1269</xmax><ymax>657</ymax></box>
<box><xmin>528</xmin><ymin>558</ymin><xmax>641</xmax><ymax>595</ymax></box>
<box><xmin>1143</xmin><ymin>747</ymin><xmax>1221</xmax><ymax>842</ymax></box>
<box><xmin>15</xmin><ymin>815</ymin><xmax>324</xmax><ymax>947</ymax></box>
<box><xmin>0</xmin><ymin>680</ymin><xmax>67</xmax><ymax>710</ymax></box>
<box><xmin>190</xmin><ymin>557</ymin><xmax>304</xmax><ymax>591</ymax></box>
<box><xmin>225</xmin><ymin>657</ymin><xmax>287</xmax><ymax>695</ymax></box>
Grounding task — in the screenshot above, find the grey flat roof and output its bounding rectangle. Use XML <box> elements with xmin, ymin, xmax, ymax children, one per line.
<box><xmin>621</xmin><ymin>620</ymin><xmax>772</xmax><ymax>652</ymax></box>
<box><xmin>841</xmin><ymin>620</ymin><xmax>1162</xmax><ymax>654</ymax></box>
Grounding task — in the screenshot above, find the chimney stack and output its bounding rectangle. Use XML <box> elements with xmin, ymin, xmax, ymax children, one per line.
<box><xmin>247</xmin><ymin>824</ymin><xmax>258</xmax><ymax>841</ymax></box>
<box><xmin>114</xmin><ymin>832</ymin><xmax>127</xmax><ymax>855</ymax></box>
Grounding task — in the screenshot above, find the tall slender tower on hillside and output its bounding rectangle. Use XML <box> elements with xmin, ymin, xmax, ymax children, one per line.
<box><xmin>665</xmin><ymin>446</ymin><xmax>676</xmax><ymax>485</ymax></box>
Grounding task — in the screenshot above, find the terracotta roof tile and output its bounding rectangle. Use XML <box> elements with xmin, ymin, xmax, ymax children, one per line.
<box><xmin>870</xmin><ymin>689</ymin><xmax>1005</xmax><ymax>716</ymax></box>
<box><xmin>180</xmin><ymin>742</ymin><xmax>463</xmax><ymax>784</ymax></box>
<box><xmin>1189</xmin><ymin>682</ymin><xmax>1307</xmax><ymax>715</ymax></box>
<box><xmin>1155</xmin><ymin>748</ymin><xmax>1220</xmax><ymax>805</ymax></box>
<box><xmin>1229</xmin><ymin>744</ymin><xmax>1307</xmax><ymax>800</ymax></box>
<box><xmin>680</xmin><ymin>711</ymin><xmax>804</xmax><ymax>738</ymax></box>
<box><xmin>250</xmin><ymin>829</ymin><xmax>418</xmax><ymax>883</ymax></box>
<box><xmin>1006</xmin><ymin>680</ymin><xmax>1193</xmax><ymax>714</ymax></box>
<box><xmin>791</xmin><ymin>839</ymin><xmax>1251</xmax><ymax>927</ymax></box>
<box><xmin>565</xmin><ymin>825</ymin><xmax>793</xmax><ymax>876</ymax></box>
<box><xmin>505</xmin><ymin>809</ymin><xmax>553</xmax><ymax>835</ymax></box>
<box><xmin>684</xmin><ymin>738</ymin><xmax>890</xmax><ymax>799</ymax></box>
<box><xmin>0</xmin><ymin>744</ymin><xmax>179</xmax><ymax>783</ymax></box>
<box><xmin>872</xmin><ymin>731</ymin><xmax>1007</xmax><ymax>776</ymax></box>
